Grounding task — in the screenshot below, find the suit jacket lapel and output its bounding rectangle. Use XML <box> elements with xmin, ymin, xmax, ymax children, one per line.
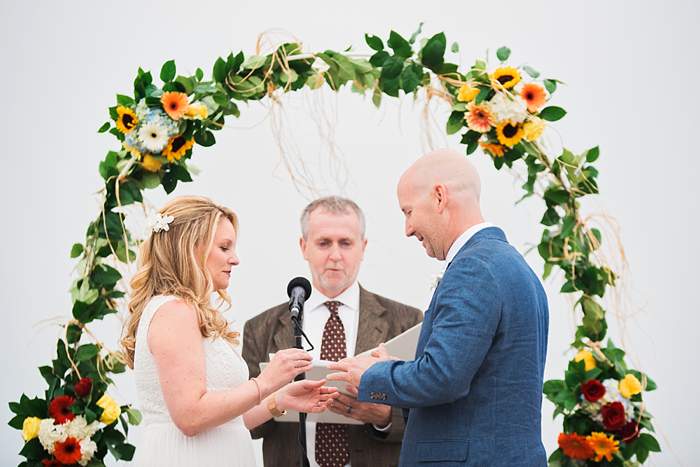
<box><xmin>354</xmin><ymin>286</ymin><xmax>389</xmax><ymax>355</ymax></box>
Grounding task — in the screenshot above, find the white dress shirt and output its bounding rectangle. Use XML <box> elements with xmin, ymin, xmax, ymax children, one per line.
<box><xmin>302</xmin><ymin>281</ymin><xmax>360</xmax><ymax>467</ymax></box>
<box><xmin>445</xmin><ymin>222</ymin><xmax>495</xmax><ymax>265</ymax></box>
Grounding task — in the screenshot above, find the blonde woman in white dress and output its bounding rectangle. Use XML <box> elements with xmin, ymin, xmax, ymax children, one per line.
<box><xmin>121</xmin><ymin>196</ymin><xmax>337</xmax><ymax>466</ymax></box>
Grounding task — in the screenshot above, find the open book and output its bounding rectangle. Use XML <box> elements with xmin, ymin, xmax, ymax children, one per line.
<box><xmin>263</xmin><ymin>322</ymin><xmax>422</xmax><ymax>425</ymax></box>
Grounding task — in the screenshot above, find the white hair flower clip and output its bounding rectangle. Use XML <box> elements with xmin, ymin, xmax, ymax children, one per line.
<box><xmin>149</xmin><ymin>212</ymin><xmax>174</xmax><ymax>233</ymax></box>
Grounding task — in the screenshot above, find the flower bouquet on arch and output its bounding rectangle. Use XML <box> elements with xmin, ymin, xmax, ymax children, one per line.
<box><xmin>544</xmin><ymin>341</ymin><xmax>660</xmax><ymax>466</ymax></box>
<box><xmin>8</xmin><ymin>329</ymin><xmax>141</xmax><ymax>466</ymax></box>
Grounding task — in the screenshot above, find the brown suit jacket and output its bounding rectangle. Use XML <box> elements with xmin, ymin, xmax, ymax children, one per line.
<box><xmin>242</xmin><ymin>286</ymin><xmax>422</xmax><ymax>467</ymax></box>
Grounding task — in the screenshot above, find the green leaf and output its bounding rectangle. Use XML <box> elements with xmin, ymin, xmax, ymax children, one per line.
<box><xmin>539</xmin><ymin>106</ymin><xmax>567</xmax><ymax>122</ymax></box>
<box><xmin>586</xmin><ymin>146</ymin><xmax>600</xmax><ymax>162</ymax></box>
<box><xmin>400</xmin><ymin>63</ymin><xmax>422</xmax><ymax>93</ymax></box>
<box><xmin>111</xmin><ymin>443</ymin><xmax>136</xmax><ymax>461</ymax></box>
<box><xmin>98</xmin><ymin>122</ymin><xmax>110</xmax><ymax>133</ymax></box>
<box><xmin>369</xmin><ymin>50</ymin><xmax>390</xmax><ymax>68</ymax></box>
<box><xmin>408</xmin><ymin>22</ymin><xmax>424</xmax><ymax>44</ymax></box>
<box><xmin>523</xmin><ymin>65</ymin><xmax>540</xmax><ymax>78</ymax></box>
<box><xmin>380</xmin><ymin>56</ymin><xmax>403</xmax><ymax>80</ymax></box>
<box><xmin>638</xmin><ymin>433</ymin><xmax>661</xmax><ymax>452</ymax></box>
<box><xmin>160</xmin><ymin>60</ymin><xmax>176</xmax><ymax>82</ymax></box>
<box><xmin>420</xmin><ymin>32</ymin><xmax>446</xmax><ymax>72</ymax></box>
<box><xmin>66</xmin><ymin>323</ymin><xmax>82</xmax><ymax>344</ymax></box>
<box><xmin>365</xmin><ymin>34</ymin><xmax>383</xmax><ymax>51</ymax></box>
<box><xmin>141</xmin><ymin>172</ymin><xmax>161</xmax><ymax>189</ymax></box>
<box><xmin>39</xmin><ymin>366</ymin><xmax>56</xmax><ymax>386</ymax></box>
<box><xmin>496</xmin><ymin>46</ymin><xmax>511</xmax><ymax>62</ymax></box>
<box><xmin>387</xmin><ymin>30</ymin><xmax>412</xmax><ymax>58</ymax></box>
<box><xmin>116</xmin><ymin>94</ymin><xmax>134</xmax><ymax>106</ymax></box>
<box><xmin>446</xmin><ymin>111</ymin><xmax>464</xmax><ymax>135</ymax></box>
<box><xmin>19</xmin><ymin>438</ymin><xmax>44</xmax><ymax>460</ymax></box>
<box><xmin>242</xmin><ymin>54</ymin><xmax>267</xmax><ymax>70</ymax></box>
<box><xmin>125</xmin><ymin>407</ymin><xmax>143</xmax><ymax>425</ymax></box>
<box><xmin>195</xmin><ymin>130</ymin><xmax>216</xmax><ymax>147</ymax></box>
<box><xmin>195</xmin><ymin>68</ymin><xmax>204</xmax><ymax>81</ymax></box>
<box><xmin>540</xmin><ymin>207</ymin><xmax>560</xmax><ymax>226</ymax></box>
<box><xmin>450</xmin><ymin>42</ymin><xmax>460</xmax><ymax>53</ymax></box>
<box><xmin>543</xmin><ymin>79</ymin><xmax>557</xmax><ymax>94</ymax></box>
<box><xmin>76</xmin><ymin>344</ymin><xmax>99</xmax><ymax>362</ymax></box>
<box><xmin>544</xmin><ymin>187</ymin><xmax>570</xmax><ymax>206</ymax></box>
<box><xmin>70</xmin><ymin>243</ymin><xmax>84</xmax><ymax>258</ymax></box>
<box><xmin>92</xmin><ymin>264</ymin><xmax>122</xmax><ymax>287</ymax></box>
<box><xmin>212</xmin><ymin>57</ymin><xmax>226</xmax><ymax>83</ymax></box>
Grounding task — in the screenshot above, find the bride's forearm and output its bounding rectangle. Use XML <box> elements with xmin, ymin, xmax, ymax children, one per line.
<box><xmin>173</xmin><ymin>379</ymin><xmax>269</xmax><ymax>436</ymax></box>
<box><xmin>242</xmin><ymin>393</ymin><xmax>277</xmax><ymax>430</ymax></box>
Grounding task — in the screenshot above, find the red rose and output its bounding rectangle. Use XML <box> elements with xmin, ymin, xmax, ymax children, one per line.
<box><xmin>618</xmin><ymin>420</ymin><xmax>640</xmax><ymax>443</ymax></box>
<box><xmin>601</xmin><ymin>401</ymin><xmax>626</xmax><ymax>430</ymax></box>
<box><xmin>74</xmin><ymin>377</ymin><xmax>92</xmax><ymax>397</ymax></box>
<box><xmin>48</xmin><ymin>395</ymin><xmax>76</xmax><ymax>424</ymax></box>
<box><xmin>581</xmin><ymin>379</ymin><xmax>605</xmax><ymax>402</ymax></box>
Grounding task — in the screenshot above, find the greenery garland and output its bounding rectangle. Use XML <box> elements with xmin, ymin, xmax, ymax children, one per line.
<box><xmin>8</xmin><ymin>28</ymin><xmax>660</xmax><ymax>466</ymax></box>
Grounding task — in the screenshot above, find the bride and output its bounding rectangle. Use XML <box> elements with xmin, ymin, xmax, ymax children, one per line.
<box><xmin>121</xmin><ymin>196</ymin><xmax>337</xmax><ymax>466</ymax></box>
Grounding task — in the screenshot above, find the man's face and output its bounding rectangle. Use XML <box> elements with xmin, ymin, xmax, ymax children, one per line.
<box><xmin>300</xmin><ymin>208</ymin><xmax>367</xmax><ymax>298</ymax></box>
<box><xmin>398</xmin><ymin>176</ymin><xmax>443</xmax><ymax>260</ymax></box>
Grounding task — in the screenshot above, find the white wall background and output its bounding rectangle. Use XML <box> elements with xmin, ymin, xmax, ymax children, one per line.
<box><xmin>1</xmin><ymin>1</ymin><xmax>697</xmax><ymax>465</ymax></box>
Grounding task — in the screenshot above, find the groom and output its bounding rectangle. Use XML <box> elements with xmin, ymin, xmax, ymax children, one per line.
<box><xmin>329</xmin><ymin>149</ymin><xmax>549</xmax><ymax>466</ymax></box>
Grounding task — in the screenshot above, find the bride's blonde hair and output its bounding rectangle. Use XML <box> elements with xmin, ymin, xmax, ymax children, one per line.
<box><xmin>121</xmin><ymin>196</ymin><xmax>239</xmax><ymax>368</ymax></box>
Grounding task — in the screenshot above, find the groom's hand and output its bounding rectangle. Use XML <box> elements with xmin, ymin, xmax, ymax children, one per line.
<box><xmin>326</xmin><ymin>353</ymin><xmax>379</xmax><ymax>388</ymax></box>
<box><xmin>328</xmin><ymin>386</ymin><xmax>391</xmax><ymax>426</ymax></box>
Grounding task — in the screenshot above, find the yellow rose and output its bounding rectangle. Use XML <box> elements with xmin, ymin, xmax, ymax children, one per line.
<box><xmin>141</xmin><ymin>154</ymin><xmax>163</xmax><ymax>172</ymax></box>
<box><xmin>96</xmin><ymin>394</ymin><xmax>121</xmax><ymax>425</ymax></box>
<box><xmin>523</xmin><ymin>117</ymin><xmax>545</xmax><ymax>141</ymax></box>
<box><xmin>619</xmin><ymin>374</ymin><xmax>643</xmax><ymax>399</ymax></box>
<box><xmin>184</xmin><ymin>103</ymin><xmax>208</xmax><ymax>120</ymax></box>
<box><xmin>574</xmin><ymin>349</ymin><xmax>596</xmax><ymax>371</ymax></box>
<box><xmin>21</xmin><ymin>416</ymin><xmax>41</xmax><ymax>441</ymax></box>
<box><xmin>457</xmin><ymin>84</ymin><xmax>480</xmax><ymax>103</ymax></box>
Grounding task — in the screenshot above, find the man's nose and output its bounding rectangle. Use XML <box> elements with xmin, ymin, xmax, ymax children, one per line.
<box><xmin>329</xmin><ymin>244</ymin><xmax>342</xmax><ymax>260</ymax></box>
<box><xmin>405</xmin><ymin>220</ymin><xmax>415</xmax><ymax>237</ymax></box>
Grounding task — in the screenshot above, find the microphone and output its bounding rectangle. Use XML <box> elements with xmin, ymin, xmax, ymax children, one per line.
<box><xmin>287</xmin><ymin>277</ymin><xmax>312</xmax><ymax>318</ymax></box>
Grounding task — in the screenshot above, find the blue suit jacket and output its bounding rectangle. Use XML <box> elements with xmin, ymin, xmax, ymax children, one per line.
<box><xmin>358</xmin><ymin>227</ymin><xmax>549</xmax><ymax>466</ymax></box>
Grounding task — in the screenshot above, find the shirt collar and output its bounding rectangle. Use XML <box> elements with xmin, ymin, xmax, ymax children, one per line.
<box><xmin>445</xmin><ymin>222</ymin><xmax>495</xmax><ymax>265</ymax></box>
<box><xmin>305</xmin><ymin>280</ymin><xmax>360</xmax><ymax>313</ymax></box>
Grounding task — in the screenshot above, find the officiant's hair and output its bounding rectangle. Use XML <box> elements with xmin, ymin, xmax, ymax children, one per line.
<box><xmin>121</xmin><ymin>195</ymin><xmax>239</xmax><ymax>368</ymax></box>
<box><xmin>300</xmin><ymin>196</ymin><xmax>366</xmax><ymax>239</ymax></box>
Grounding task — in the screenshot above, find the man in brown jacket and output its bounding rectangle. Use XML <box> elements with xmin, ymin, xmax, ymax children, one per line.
<box><xmin>243</xmin><ymin>196</ymin><xmax>422</xmax><ymax>467</ymax></box>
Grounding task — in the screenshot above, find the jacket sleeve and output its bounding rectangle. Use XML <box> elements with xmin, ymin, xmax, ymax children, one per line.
<box><xmin>357</xmin><ymin>257</ymin><xmax>501</xmax><ymax>408</ymax></box>
<box><xmin>241</xmin><ymin>317</ymin><xmax>278</xmax><ymax>439</ymax></box>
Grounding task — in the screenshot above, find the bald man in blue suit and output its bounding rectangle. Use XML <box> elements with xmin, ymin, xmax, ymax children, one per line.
<box><xmin>329</xmin><ymin>149</ymin><xmax>549</xmax><ymax>466</ymax></box>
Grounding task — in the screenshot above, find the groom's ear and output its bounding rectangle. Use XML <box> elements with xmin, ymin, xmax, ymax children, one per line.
<box><xmin>434</xmin><ymin>184</ymin><xmax>448</xmax><ymax>213</ymax></box>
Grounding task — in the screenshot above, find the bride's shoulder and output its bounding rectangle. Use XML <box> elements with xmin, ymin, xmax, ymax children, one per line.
<box><xmin>147</xmin><ymin>298</ymin><xmax>200</xmax><ymax>350</ymax></box>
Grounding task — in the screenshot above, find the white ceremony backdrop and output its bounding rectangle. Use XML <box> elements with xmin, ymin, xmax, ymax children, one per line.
<box><xmin>1</xmin><ymin>1</ymin><xmax>697</xmax><ymax>465</ymax></box>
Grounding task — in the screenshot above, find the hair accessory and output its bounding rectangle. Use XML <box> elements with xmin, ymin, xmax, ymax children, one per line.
<box><xmin>149</xmin><ymin>212</ymin><xmax>174</xmax><ymax>233</ymax></box>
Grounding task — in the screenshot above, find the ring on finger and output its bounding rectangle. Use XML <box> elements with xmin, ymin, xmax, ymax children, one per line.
<box><xmin>346</xmin><ymin>405</ymin><xmax>352</xmax><ymax>414</ymax></box>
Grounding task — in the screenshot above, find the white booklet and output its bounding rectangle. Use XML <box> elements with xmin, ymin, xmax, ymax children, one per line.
<box><xmin>262</xmin><ymin>322</ymin><xmax>422</xmax><ymax>425</ymax></box>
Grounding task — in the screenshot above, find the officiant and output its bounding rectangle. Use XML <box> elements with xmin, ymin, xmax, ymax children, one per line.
<box><xmin>242</xmin><ymin>196</ymin><xmax>422</xmax><ymax>467</ymax></box>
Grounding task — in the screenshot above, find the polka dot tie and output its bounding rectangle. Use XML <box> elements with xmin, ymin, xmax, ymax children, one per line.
<box><xmin>315</xmin><ymin>300</ymin><xmax>350</xmax><ymax>467</ymax></box>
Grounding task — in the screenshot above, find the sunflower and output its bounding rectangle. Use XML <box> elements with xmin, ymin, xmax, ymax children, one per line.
<box><xmin>491</xmin><ymin>66</ymin><xmax>521</xmax><ymax>89</ymax></box>
<box><xmin>480</xmin><ymin>142</ymin><xmax>506</xmax><ymax>158</ymax></box>
<box><xmin>586</xmin><ymin>432</ymin><xmax>619</xmax><ymax>462</ymax></box>
<box><xmin>161</xmin><ymin>92</ymin><xmax>189</xmax><ymax>120</ymax></box>
<box><xmin>496</xmin><ymin>120</ymin><xmax>524</xmax><ymax>147</ymax></box>
<box><xmin>53</xmin><ymin>437</ymin><xmax>82</xmax><ymax>464</ymax></box>
<box><xmin>457</xmin><ymin>84</ymin><xmax>480</xmax><ymax>102</ymax></box>
<box><xmin>141</xmin><ymin>154</ymin><xmax>163</xmax><ymax>172</ymax></box>
<box><xmin>123</xmin><ymin>142</ymin><xmax>142</xmax><ymax>160</ymax></box>
<box><xmin>557</xmin><ymin>432</ymin><xmax>594</xmax><ymax>460</ymax></box>
<box><xmin>523</xmin><ymin>117</ymin><xmax>545</xmax><ymax>142</ymax></box>
<box><xmin>520</xmin><ymin>83</ymin><xmax>547</xmax><ymax>112</ymax></box>
<box><xmin>465</xmin><ymin>102</ymin><xmax>494</xmax><ymax>133</ymax></box>
<box><xmin>162</xmin><ymin>135</ymin><xmax>194</xmax><ymax>162</ymax></box>
<box><xmin>116</xmin><ymin>106</ymin><xmax>138</xmax><ymax>134</ymax></box>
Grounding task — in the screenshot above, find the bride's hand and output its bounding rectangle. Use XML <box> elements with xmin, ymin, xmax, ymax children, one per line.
<box><xmin>276</xmin><ymin>379</ymin><xmax>339</xmax><ymax>413</ymax></box>
<box><xmin>258</xmin><ymin>348</ymin><xmax>313</xmax><ymax>395</ymax></box>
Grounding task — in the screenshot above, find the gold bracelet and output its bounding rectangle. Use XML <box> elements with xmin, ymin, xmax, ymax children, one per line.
<box><xmin>267</xmin><ymin>392</ymin><xmax>287</xmax><ymax>417</ymax></box>
<box><xmin>250</xmin><ymin>378</ymin><xmax>262</xmax><ymax>405</ymax></box>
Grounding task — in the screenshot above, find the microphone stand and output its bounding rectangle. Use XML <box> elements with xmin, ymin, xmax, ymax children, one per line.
<box><xmin>291</xmin><ymin>311</ymin><xmax>310</xmax><ymax>467</ymax></box>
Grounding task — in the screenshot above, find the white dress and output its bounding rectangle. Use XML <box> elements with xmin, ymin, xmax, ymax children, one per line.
<box><xmin>133</xmin><ymin>295</ymin><xmax>257</xmax><ymax>466</ymax></box>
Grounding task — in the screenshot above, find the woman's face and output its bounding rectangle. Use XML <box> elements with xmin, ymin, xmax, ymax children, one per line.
<box><xmin>205</xmin><ymin>218</ymin><xmax>239</xmax><ymax>290</ymax></box>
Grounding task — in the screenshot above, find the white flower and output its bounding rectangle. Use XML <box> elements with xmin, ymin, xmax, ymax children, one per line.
<box><xmin>488</xmin><ymin>93</ymin><xmax>528</xmax><ymax>123</ymax></box>
<box><xmin>65</xmin><ymin>416</ymin><xmax>100</xmax><ymax>440</ymax></box>
<box><xmin>148</xmin><ymin>212</ymin><xmax>175</xmax><ymax>233</ymax></box>
<box><xmin>430</xmin><ymin>270</ymin><xmax>445</xmax><ymax>291</ymax></box>
<box><xmin>135</xmin><ymin>100</ymin><xmax>150</xmax><ymax>122</ymax></box>
<box><xmin>138</xmin><ymin>120</ymin><xmax>171</xmax><ymax>153</ymax></box>
<box><xmin>78</xmin><ymin>438</ymin><xmax>98</xmax><ymax>466</ymax></box>
<box><xmin>38</xmin><ymin>419</ymin><xmax>67</xmax><ymax>454</ymax></box>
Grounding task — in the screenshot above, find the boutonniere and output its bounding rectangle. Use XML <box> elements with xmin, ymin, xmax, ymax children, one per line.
<box><xmin>430</xmin><ymin>270</ymin><xmax>445</xmax><ymax>291</ymax></box>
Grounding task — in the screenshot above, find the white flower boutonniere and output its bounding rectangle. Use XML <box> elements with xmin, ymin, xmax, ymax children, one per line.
<box><xmin>430</xmin><ymin>270</ymin><xmax>445</xmax><ymax>291</ymax></box>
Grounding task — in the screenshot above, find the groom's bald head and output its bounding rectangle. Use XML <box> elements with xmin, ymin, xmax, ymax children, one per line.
<box><xmin>397</xmin><ymin>148</ymin><xmax>484</xmax><ymax>260</ymax></box>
